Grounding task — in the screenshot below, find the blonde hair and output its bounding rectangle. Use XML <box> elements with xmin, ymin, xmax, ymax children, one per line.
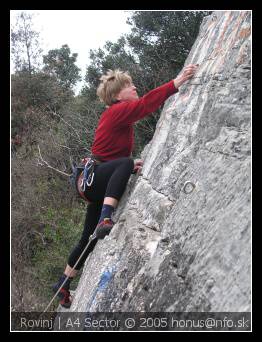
<box><xmin>97</xmin><ymin>69</ymin><xmax>132</xmax><ymax>106</ymax></box>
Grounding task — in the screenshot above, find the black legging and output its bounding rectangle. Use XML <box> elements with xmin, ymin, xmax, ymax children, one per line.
<box><xmin>68</xmin><ymin>157</ymin><xmax>134</xmax><ymax>270</ymax></box>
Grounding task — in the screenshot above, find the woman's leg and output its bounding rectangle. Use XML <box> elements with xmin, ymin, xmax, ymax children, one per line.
<box><xmin>53</xmin><ymin>201</ymin><xmax>102</xmax><ymax>305</ymax></box>
<box><xmin>87</xmin><ymin>158</ymin><xmax>134</xmax><ymax>238</ymax></box>
<box><xmin>54</xmin><ymin>157</ymin><xmax>134</xmax><ymax>304</ymax></box>
<box><xmin>103</xmin><ymin>197</ymin><xmax>118</xmax><ymax>207</ymax></box>
<box><xmin>63</xmin><ymin>158</ymin><xmax>134</xmax><ymax>272</ymax></box>
<box><xmin>59</xmin><ymin>159</ymin><xmax>133</xmax><ymax>271</ymax></box>
<box><xmin>86</xmin><ymin>157</ymin><xmax>134</xmax><ymax>203</ymax></box>
<box><xmin>82</xmin><ymin>157</ymin><xmax>134</xmax><ymax>225</ymax></box>
<box><xmin>102</xmin><ymin>157</ymin><xmax>134</xmax><ymax>201</ymax></box>
<box><xmin>67</xmin><ymin>201</ymin><xmax>103</xmax><ymax>271</ymax></box>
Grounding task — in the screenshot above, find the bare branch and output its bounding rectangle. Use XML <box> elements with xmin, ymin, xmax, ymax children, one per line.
<box><xmin>49</xmin><ymin>131</ymin><xmax>71</xmax><ymax>151</ymax></box>
<box><xmin>47</xmin><ymin>106</ymin><xmax>82</xmax><ymax>141</ymax></box>
<box><xmin>37</xmin><ymin>145</ymin><xmax>71</xmax><ymax>177</ymax></box>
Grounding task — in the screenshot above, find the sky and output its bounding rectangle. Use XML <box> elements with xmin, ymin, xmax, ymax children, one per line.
<box><xmin>10</xmin><ymin>10</ymin><xmax>134</xmax><ymax>94</ymax></box>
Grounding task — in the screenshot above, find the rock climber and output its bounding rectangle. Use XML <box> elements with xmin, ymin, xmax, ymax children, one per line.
<box><xmin>53</xmin><ymin>64</ymin><xmax>198</xmax><ymax>307</ymax></box>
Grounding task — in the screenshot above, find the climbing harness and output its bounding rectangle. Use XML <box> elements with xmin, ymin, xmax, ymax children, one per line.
<box><xmin>70</xmin><ymin>155</ymin><xmax>104</xmax><ymax>203</ymax></box>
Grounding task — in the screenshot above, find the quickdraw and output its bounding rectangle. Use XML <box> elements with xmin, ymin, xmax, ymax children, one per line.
<box><xmin>80</xmin><ymin>158</ymin><xmax>96</xmax><ymax>191</ymax></box>
<box><xmin>71</xmin><ymin>156</ymin><xmax>104</xmax><ymax>203</ymax></box>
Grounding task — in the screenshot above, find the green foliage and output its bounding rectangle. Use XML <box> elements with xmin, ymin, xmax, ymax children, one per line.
<box><xmin>11</xmin><ymin>71</ymin><xmax>71</xmax><ymax>112</ymax></box>
<box><xmin>125</xmin><ymin>11</ymin><xmax>210</xmax><ymax>91</ymax></box>
<box><xmin>31</xmin><ymin>206</ymin><xmax>85</xmax><ymax>302</ymax></box>
<box><xmin>11</xmin><ymin>152</ymin><xmax>86</xmax><ymax>310</ymax></box>
<box><xmin>43</xmin><ymin>44</ymin><xmax>82</xmax><ymax>90</ymax></box>
<box><xmin>84</xmin><ymin>11</ymin><xmax>210</xmax><ymax>91</ymax></box>
<box><xmin>11</xmin><ymin>74</ymin><xmax>72</xmax><ymax>160</ymax></box>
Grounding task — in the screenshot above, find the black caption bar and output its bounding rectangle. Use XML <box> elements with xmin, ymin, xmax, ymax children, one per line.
<box><xmin>11</xmin><ymin>312</ymin><xmax>251</xmax><ymax>331</ymax></box>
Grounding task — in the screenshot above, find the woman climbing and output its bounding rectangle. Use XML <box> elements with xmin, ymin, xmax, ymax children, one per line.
<box><xmin>53</xmin><ymin>64</ymin><xmax>198</xmax><ymax>307</ymax></box>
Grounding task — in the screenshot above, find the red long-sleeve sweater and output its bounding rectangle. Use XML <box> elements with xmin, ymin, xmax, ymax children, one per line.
<box><xmin>91</xmin><ymin>80</ymin><xmax>178</xmax><ymax>161</ymax></box>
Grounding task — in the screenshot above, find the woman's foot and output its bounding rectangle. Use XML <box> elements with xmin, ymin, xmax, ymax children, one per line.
<box><xmin>53</xmin><ymin>285</ymin><xmax>72</xmax><ymax>308</ymax></box>
<box><xmin>95</xmin><ymin>218</ymin><xmax>114</xmax><ymax>239</ymax></box>
<box><xmin>52</xmin><ymin>274</ymin><xmax>73</xmax><ymax>308</ymax></box>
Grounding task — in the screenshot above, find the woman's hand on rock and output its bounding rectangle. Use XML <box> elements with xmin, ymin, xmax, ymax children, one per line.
<box><xmin>174</xmin><ymin>64</ymin><xmax>199</xmax><ymax>88</ymax></box>
<box><xmin>133</xmin><ymin>159</ymin><xmax>143</xmax><ymax>174</ymax></box>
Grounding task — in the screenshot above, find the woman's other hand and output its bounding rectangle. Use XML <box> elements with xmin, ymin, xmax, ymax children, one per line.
<box><xmin>133</xmin><ymin>159</ymin><xmax>144</xmax><ymax>174</ymax></box>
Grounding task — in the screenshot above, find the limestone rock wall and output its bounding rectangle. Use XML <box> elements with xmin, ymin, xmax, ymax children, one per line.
<box><xmin>71</xmin><ymin>11</ymin><xmax>251</xmax><ymax>314</ymax></box>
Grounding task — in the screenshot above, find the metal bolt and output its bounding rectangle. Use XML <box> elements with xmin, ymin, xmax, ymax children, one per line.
<box><xmin>183</xmin><ymin>181</ymin><xmax>196</xmax><ymax>194</ymax></box>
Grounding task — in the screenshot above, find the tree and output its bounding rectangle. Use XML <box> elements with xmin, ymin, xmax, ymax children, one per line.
<box><xmin>11</xmin><ymin>11</ymin><xmax>43</xmax><ymax>74</ymax></box>
<box><xmin>43</xmin><ymin>44</ymin><xmax>81</xmax><ymax>90</ymax></box>
<box><xmin>126</xmin><ymin>11</ymin><xmax>210</xmax><ymax>86</ymax></box>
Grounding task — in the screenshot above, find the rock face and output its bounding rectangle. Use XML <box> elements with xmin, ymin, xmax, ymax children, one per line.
<box><xmin>71</xmin><ymin>11</ymin><xmax>251</xmax><ymax>314</ymax></box>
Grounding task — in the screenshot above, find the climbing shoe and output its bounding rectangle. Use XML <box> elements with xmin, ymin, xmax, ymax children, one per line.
<box><xmin>95</xmin><ymin>218</ymin><xmax>114</xmax><ymax>239</ymax></box>
<box><xmin>52</xmin><ymin>279</ymin><xmax>72</xmax><ymax>308</ymax></box>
